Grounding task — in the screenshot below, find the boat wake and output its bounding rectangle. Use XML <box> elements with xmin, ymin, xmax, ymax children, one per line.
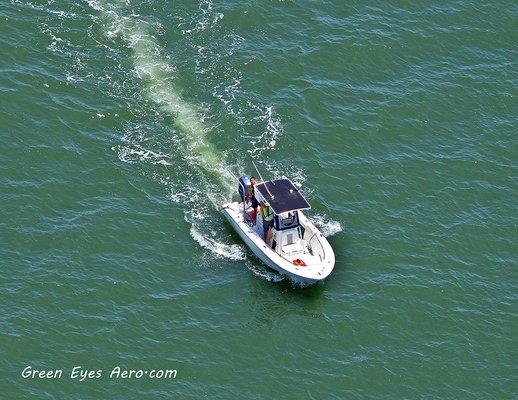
<box><xmin>310</xmin><ymin>214</ymin><xmax>344</xmax><ymax>237</ymax></box>
<box><xmin>246</xmin><ymin>261</ymin><xmax>286</xmax><ymax>283</ymax></box>
<box><xmin>96</xmin><ymin>1</ymin><xmax>228</xmax><ymax>183</ymax></box>
<box><xmin>87</xmin><ymin>0</ymin><xmax>342</xmax><ymax>269</ymax></box>
<box><xmin>88</xmin><ymin>0</ymin><xmax>244</xmax><ymax>259</ymax></box>
<box><xmin>189</xmin><ymin>224</ymin><xmax>245</xmax><ymax>261</ymax></box>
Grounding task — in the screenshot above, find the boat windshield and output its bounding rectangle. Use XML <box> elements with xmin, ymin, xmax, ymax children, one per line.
<box><xmin>274</xmin><ymin>211</ymin><xmax>300</xmax><ymax>231</ymax></box>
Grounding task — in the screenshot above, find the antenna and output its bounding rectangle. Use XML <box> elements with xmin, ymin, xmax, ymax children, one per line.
<box><xmin>252</xmin><ymin>160</ymin><xmax>274</xmax><ymax>199</ymax></box>
<box><xmin>227</xmin><ymin>168</ymin><xmax>239</xmax><ymax>183</ymax></box>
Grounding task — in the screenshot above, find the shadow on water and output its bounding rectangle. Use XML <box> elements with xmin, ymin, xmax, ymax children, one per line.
<box><xmin>243</xmin><ymin>271</ymin><xmax>328</xmax><ymax>327</ymax></box>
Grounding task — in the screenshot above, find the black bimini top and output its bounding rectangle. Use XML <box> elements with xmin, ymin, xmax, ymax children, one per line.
<box><xmin>255</xmin><ymin>178</ymin><xmax>310</xmax><ymax>214</ymax></box>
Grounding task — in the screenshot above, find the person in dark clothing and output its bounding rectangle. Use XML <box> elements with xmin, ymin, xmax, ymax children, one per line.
<box><xmin>249</xmin><ymin>177</ymin><xmax>259</xmax><ymax>222</ymax></box>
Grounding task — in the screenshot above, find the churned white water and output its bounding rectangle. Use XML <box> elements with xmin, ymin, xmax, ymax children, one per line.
<box><xmin>87</xmin><ymin>0</ymin><xmax>342</xmax><ymax>266</ymax></box>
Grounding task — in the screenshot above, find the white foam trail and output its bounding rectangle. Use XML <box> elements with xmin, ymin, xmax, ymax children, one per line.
<box><xmin>88</xmin><ymin>1</ymin><xmax>341</xmax><ymax>269</ymax></box>
<box><xmin>190</xmin><ymin>224</ymin><xmax>246</xmax><ymax>261</ymax></box>
<box><xmin>247</xmin><ymin>103</ymin><xmax>284</xmax><ymax>158</ymax></box>
<box><xmin>86</xmin><ymin>0</ymin><xmax>103</xmax><ymax>11</ymax></box>
<box><xmin>310</xmin><ymin>214</ymin><xmax>343</xmax><ymax>237</ymax></box>
<box><xmin>86</xmin><ymin>0</ymin><xmax>243</xmax><ymax>260</ymax></box>
<box><xmin>113</xmin><ymin>145</ymin><xmax>172</xmax><ymax>166</ymax></box>
<box><xmin>245</xmin><ymin>261</ymin><xmax>286</xmax><ymax>283</ymax></box>
<box><xmin>92</xmin><ymin>0</ymin><xmax>233</xmax><ymax>199</ymax></box>
<box><xmin>181</xmin><ymin>0</ymin><xmax>223</xmax><ymax>36</ymax></box>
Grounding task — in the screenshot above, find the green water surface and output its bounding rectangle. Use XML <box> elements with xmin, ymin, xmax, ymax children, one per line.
<box><xmin>1</xmin><ymin>0</ymin><xmax>516</xmax><ymax>398</ymax></box>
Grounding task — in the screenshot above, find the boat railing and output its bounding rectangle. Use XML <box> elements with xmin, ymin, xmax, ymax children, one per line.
<box><xmin>308</xmin><ymin>232</ymin><xmax>325</xmax><ymax>261</ymax></box>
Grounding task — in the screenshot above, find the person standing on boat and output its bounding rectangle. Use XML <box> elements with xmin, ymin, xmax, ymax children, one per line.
<box><xmin>260</xmin><ymin>201</ymin><xmax>274</xmax><ymax>241</ymax></box>
<box><xmin>249</xmin><ymin>177</ymin><xmax>260</xmax><ymax>223</ymax></box>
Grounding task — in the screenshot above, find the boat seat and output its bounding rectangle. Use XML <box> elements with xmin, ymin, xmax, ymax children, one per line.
<box><xmin>283</xmin><ymin>242</ymin><xmax>304</xmax><ymax>255</ymax></box>
<box><xmin>282</xmin><ymin>232</ymin><xmax>304</xmax><ymax>255</ymax></box>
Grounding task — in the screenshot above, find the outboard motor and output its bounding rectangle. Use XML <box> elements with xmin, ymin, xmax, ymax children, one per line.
<box><xmin>238</xmin><ymin>175</ymin><xmax>252</xmax><ymax>202</ymax></box>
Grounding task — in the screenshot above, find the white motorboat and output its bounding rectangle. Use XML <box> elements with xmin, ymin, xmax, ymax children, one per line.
<box><xmin>222</xmin><ymin>175</ymin><xmax>335</xmax><ymax>284</ymax></box>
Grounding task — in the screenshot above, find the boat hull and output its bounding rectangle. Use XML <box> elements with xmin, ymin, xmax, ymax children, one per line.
<box><xmin>222</xmin><ymin>202</ymin><xmax>334</xmax><ymax>285</ymax></box>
